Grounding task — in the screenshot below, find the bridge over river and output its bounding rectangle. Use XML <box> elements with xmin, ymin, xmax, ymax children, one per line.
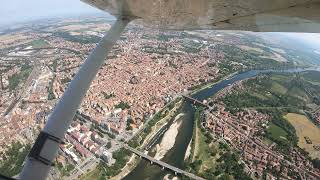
<box><xmin>123</xmin><ymin>145</ymin><xmax>205</xmax><ymax>180</ymax></box>
<box><xmin>182</xmin><ymin>95</ymin><xmax>210</xmax><ymax>108</ymax></box>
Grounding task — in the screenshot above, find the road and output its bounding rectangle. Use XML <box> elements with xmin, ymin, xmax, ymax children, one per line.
<box><xmin>69</xmin><ymin>157</ymin><xmax>99</xmax><ymax>180</ymax></box>
<box><xmin>3</xmin><ymin>65</ymin><xmax>41</xmax><ymax>116</ymax></box>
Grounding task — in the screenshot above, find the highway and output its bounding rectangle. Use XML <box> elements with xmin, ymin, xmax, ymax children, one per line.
<box><xmin>123</xmin><ymin>145</ymin><xmax>205</xmax><ymax>180</ymax></box>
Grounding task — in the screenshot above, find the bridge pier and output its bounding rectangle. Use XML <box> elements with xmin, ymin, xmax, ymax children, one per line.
<box><xmin>150</xmin><ymin>161</ymin><xmax>153</xmax><ymax>165</ymax></box>
<box><xmin>162</xmin><ymin>166</ymin><xmax>165</xmax><ymax>170</ymax></box>
<box><xmin>174</xmin><ymin>172</ymin><xmax>177</xmax><ymax>176</ymax></box>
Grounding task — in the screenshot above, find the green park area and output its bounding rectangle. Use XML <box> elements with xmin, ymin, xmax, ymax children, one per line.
<box><xmin>0</xmin><ymin>142</ymin><xmax>31</xmax><ymax>177</ymax></box>
<box><xmin>266</xmin><ymin>122</ymin><xmax>288</xmax><ymax>143</ymax></box>
<box><xmin>8</xmin><ymin>64</ymin><xmax>32</xmax><ymax>91</ymax></box>
<box><xmin>80</xmin><ymin>148</ymin><xmax>131</xmax><ymax>180</ymax></box>
<box><xmin>190</xmin><ymin>107</ymin><xmax>217</xmax><ymax>174</ymax></box>
<box><xmin>29</xmin><ymin>39</ymin><xmax>49</xmax><ymax>48</ymax></box>
<box><xmin>54</xmin><ymin>31</ymin><xmax>100</xmax><ymax>44</ymax></box>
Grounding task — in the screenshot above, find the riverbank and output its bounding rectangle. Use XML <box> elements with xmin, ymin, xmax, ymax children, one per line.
<box><xmin>184</xmin><ymin>106</ymin><xmax>226</xmax><ymax>178</ymax></box>
<box><xmin>108</xmin><ymin>99</ymin><xmax>183</xmax><ymax>179</ymax></box>
<box><xmin>140</xmin><ymin>99</ymin><xmax>183</xmax><ymax>149</ymax></box>
<box><xmin>190</xmin><ymin>71</ymin><xmax>238</xmax><ymax>95</ymax></box>
<box><xmin>121</xmin><ymin>71</ymin><xmax>240</xmax><ymax>179</ymax></box>
<box><xmin>191</xmin><ymin>110</ymin><xmax>200</xmax><ymax>162</ymax></box>
<box><xmin>109</xmin><ymin>154</ymin><xmax>139</xmax><ymax>180</ymax></box>
<box><xmin>188</xmin><ymin>107</ymin><xmax>210</xmax><ymax>164</ymax></box>
<box><xmin>121</xmin><ymin>68</ymin><xmax>320</xmax><ymax>179</ymax></box>
<box><xmin>184</xmin><ymin>139</ymin><xmax>192</xmax><ymax>161</ymax></box>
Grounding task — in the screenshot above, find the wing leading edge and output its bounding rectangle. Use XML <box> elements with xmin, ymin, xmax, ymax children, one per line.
<box><xmin>82</xmin><ymin>0</ymin><xmax>320</xmax><ymax>32</ymax></box>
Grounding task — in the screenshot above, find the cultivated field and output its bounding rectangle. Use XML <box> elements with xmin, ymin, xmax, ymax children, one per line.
<box><xmin>284</xmin><ymin>113</ymin><xmax>320</xmax><ymax>159</ymax></box>
<box><xmin>238</xmin><ymin>45</ymin><xmax>264</xmax><ymax>53</ymax></box>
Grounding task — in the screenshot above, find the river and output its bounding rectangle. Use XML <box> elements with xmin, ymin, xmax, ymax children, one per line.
<box><xmin>123</xmin><ymin>67</ymin><xmax>319</xmax><ymax>180</ymax></box>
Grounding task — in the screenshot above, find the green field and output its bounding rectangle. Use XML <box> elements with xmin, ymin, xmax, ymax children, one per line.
<box><xmin>270</xmin><ymin>81</ymin><xmax>287</xmax><ymax>94</ymax></box>
<box><xmin>270</xmin><ymin>74</ymin><xmax>288</xmax><ymax>81</ymax></box>
<box><xmin>193</xmin><ymin>123</ymin><xmax>217</xmax><ymax>173</ymax></box>
<box><xmin>30</xmin><ymin>39</ymin><xmax>49</xmax><ymax>48</ymax></box>
<box><xmin>186</xmin><ymin>107</ymin><xmax>222</xmax><ymax>178</ymax></box>
<box><xmin>0</xmin><ymin>142</ymin><xmax>31</xmax><ymax>177</ymax></box>
<box><xmin>300</xmin><ymin>71</ymin><xmax>320</xmax><ymax>86</ymax></box>
<box><xmin>191</xmin><ymin>108</ymin><xmax>217</xmax><ymax>173</ymax></box>
<box><xmin>8</xmin><ymin>64</ymin><xmax>32</xmax><ymax>91</ymax></box>
<box><xmin>267</xmin><ymin>122</ymin><xmax>288</xmax><ymax>143</ymax></box>
<box><xmin>54</xmin><ymin>31</ymin><xmax>100</xmax><ymax>44</ymax></box>
<box><xmin>80</xmin><ymin>167</ymin><xmax>101</xmax><ymax>180</ymax></box>
<box><xmin>302</xmin><ymin>71</ymin><xmax>320</xmax><ymax>83</ymax></box>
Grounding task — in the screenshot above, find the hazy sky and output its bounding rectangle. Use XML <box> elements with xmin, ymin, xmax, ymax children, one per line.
<box><xmin>287</xmin><ymin>33</ymin><xmax>320</xmax><ymax>49</ymax></box>
<box><xmin>0</xmin><ymin>0</ymin><xmax>106</xmax><ymax>26</ymax></box>
<box><xmin>269</xmin><ymin>33</ymin><xmax>320</xmax><ymax>50</ymax></box>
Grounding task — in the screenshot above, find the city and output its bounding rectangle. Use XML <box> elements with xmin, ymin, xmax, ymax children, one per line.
<box><xmin>1</xmin><ymin>3</ymin><xmax>320</xmax><ymax>180</ymax></box>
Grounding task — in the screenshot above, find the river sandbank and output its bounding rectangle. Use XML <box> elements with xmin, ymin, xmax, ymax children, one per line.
<box><xmin>184</xmin><ymin>139</ymin><xmax>192</xmax><ymax>161</ymax></box>
<box><xmin>141</xmin><ymin>100</ymin><xmax>183</xmax><ymax>148</ymax></box>
<box><xmin>154</xmin><ymin>113</ymin><xmax>184</xmax><ymax>160</ymax></box>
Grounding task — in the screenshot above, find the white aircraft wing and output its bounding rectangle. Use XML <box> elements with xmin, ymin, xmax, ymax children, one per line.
<box><xmin>82</xmin><ymin>0</ymin><xmax>320</xmax><ymax>32</ymax></box>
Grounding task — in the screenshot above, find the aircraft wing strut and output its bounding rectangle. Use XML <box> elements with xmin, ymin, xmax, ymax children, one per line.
<box><xmin>20</xmin><ymin>17</ymin><xmax>131</xmax><ymax>180</ymax></box>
